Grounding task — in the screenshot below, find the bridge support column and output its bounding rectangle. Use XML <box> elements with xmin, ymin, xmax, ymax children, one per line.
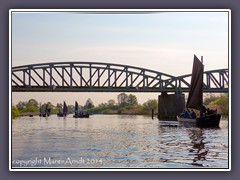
<box><xmin>158</xmin><ymin>92</ymin><xmax>185</xmax><ymax>120</ymax></box>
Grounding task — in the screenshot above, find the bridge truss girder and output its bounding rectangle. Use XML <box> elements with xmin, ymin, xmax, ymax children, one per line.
<box><xmin>12</xmin><ymin>62</ymin><xmax>228</xmax><ymax>93</ymax></box>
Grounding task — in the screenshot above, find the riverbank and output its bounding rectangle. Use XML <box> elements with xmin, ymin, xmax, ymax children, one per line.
<box><xmin>17</xmin><ymin>111</ymin><xmax>228</xmax><ymax>119</ymax></box>
<box><xmin>18</xmin><ymin>111</ymin><xmax>157</xmax><ymax>117</ymax></box>
<box><xmin>19</xmin><ymin>112</ymin><xmax>40</xmax><ymax>116</ymax></box>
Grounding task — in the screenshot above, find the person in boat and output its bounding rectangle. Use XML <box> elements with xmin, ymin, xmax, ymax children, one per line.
<box><xmin>200</xmin><ymin>106</ymin><xmax>207</xmax><ymax>117</ymax></box>
<box><xmin>183</xmin><ymin>108</ymin><xmax>191</xmax><ymax>118</ymax></box>
<box><xmin>190</xmin><ymin>109</ymin><xmax>196</xmax><ymax>119</ymax></box>
<box><xmin>179</xmin><ymin>109</ymin><xmax>185</xmax><ymax>117</ymax></box>
<box><xmin>206</xmin><ymin>108</ymin><xmax>215</xmax><ymax>115</ymax></box>
<box><xmin>179</xmin><ymin>109</ymin><xmax>187</xmax><ymax>118</ymax></box>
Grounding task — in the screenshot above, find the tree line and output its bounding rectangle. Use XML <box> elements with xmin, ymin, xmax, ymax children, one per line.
<box><xmin>11</xmin><ymin>93</ymin><xmax>158</xmax><ymax>118</ymax></box>
<box><xmin>11</xmin><ymin>93</ymin><xmax>228</xmax><ymax>119</ymax></box>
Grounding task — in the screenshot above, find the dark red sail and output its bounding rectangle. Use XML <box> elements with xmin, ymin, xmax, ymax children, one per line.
<box><xmin>63</xmin><ymin>101</ymin><xmax>68</xmax><ymax>116</ymax></box>
<box><xmin>186</xmin><ymin>55</ymin><xmax>204</xmax><ymax>110</ymax></box>
<box><xmin>75</xmin><ymin>101</ymin><xmax>78</xmax><ymax>115</ymax></box>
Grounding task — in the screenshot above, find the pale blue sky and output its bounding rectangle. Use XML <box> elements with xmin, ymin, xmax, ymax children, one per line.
<box><xmin>11</xmin><ymin>10</ymin><xmax>229</xmax><ymax>106</ymax></box>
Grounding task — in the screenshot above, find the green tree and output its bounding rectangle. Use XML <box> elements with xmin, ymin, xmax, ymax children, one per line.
<box><xmin>210</xmin><ymin>94</ymin><xmax>228</xmax><ymax>115</ymax></box>
<box><xmin>27</xmin><ymin>99</ymin><xmax>38</xmax><ymax>108</ymax></box>
<box><xmin>117</xmin><ymin>93</ymin><xmax>128</xmax><ymax>106</ymax></box>
<box><xmin>56</xmin><ymin>103</ymin><xmax>63</xmax><ymax>110</ymax></box>
<box><xmin>203</xmin><ymin>94</ymin><xmax>219</xmax><ymax>106</ymax></box>
<box><xmin>84</xmin><ymin>98</ymin><xmax>95</xmax><ymax>109</ymax></box>
<box><xmin>47</xmin><ymin>102</ymin><xmax>57</xmax><ymax>114</ymax></box>
<box><xmin>16</xmin><ymin>99</ymin><xmax>39</xmax><ymax>113</ymax></box>
<box><xmin>108</xmin><ymin>99</ymin><xmax>116</xmax><ymax>105</ymax></box>
<box><xmin>21</xmin><ymin>105</ymin><xmax>38</xmax><ymax>113</ymax></box>
<box><xmin>47</xmin><ymin>102</ymin><xmax>54</xmax><ymax>109</ymax></box>
<box><xmin>12</xmin><ymin>106</ymin><xmax>20</xmax><ymax>119</ymax></box>
<box><xmin>40</xmin><ymin>102</ymin><xmax>50</xmax><ymax>114</ymax></box>
<box><xmin>128</xmin><ymin>94</ymin><xmax>138</xmax><ymax>106</ymax></box>
<box><xmin>67</xmin><ymin>105</ymin><xmax>75</xmax><ymax>114</ymax></box>
<box><xmin>98</xmin><ymin>103</ymin><xmax>108</xmax><ymax>107</ymax></box>
<box><xmin>142</xmin><ymin>99</ymin><xmax>158</xmax><ymax>113</ymax></box>
<box><xmin>16</xmin><ymin>101</ymin><xmax>27</xmax><ymax>111</ymax></box>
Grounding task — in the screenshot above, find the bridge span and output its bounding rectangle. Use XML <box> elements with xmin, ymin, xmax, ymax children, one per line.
<box><xmin>12</xmin><ymin>62</ymin><xmax>228</xmax><ymax>93</ymax></box>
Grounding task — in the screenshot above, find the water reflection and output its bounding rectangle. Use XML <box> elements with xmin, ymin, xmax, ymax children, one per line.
<box><xmin>188</xmin><ymin>128</ymin><xmax>207</xmax><ymax>167</ymax></box>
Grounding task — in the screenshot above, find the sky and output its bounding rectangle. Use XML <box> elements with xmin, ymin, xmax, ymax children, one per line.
<box><xmin>11</xmin><ymin>10</ymin><xmax>229</xmax><ymax>106</ymax></box>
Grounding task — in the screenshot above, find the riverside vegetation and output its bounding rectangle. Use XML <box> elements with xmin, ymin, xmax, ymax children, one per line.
<box><xmin>11</xmin><ymin>93</ymin><xmax>228</xmax><ymax>119</ymax></box>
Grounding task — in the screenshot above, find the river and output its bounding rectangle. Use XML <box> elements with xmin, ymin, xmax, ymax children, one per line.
<box><xmin>11</xmin><ymin>114</ymin><xmax>229</xmax><ymax>169</ymax></box>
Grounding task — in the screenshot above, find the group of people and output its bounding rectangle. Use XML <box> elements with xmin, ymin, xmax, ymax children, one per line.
<box><xmin>181</xmin><ymin>108</ymin><xmax>197</xmax><ymax>119</ymax></box>
<box><xmin>200</xmin><ymin>105</ymin><xmax>216</xmax><ymax>117</ymax></box>
<box><xmin>179</xmin><ymin>105</ymin><xmax>215</xmax><ymax>119</ymax></box>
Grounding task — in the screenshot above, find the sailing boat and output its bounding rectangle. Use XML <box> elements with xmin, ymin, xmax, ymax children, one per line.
<box><xmin>177</xmin><ymin>55</ymin><xmax>221</xmax><ymax>128</ymax></box>
<box><xmin>42</xmin><ymin>102</ymin><xmax>51</xmax><ymax>117</ymax></box>
<box><xmin>57</xmin><ymin>101</ymin><xmax>68</xmax><ymax>117</ymax></box>
<box><xmin>39</xmin><ymin>103</ymin><xmax>43</xmax><ymax>117</ymax></box>
<box><xmin>73</xmin><ymin>101</ymin><xmax>79</xmax><ymax>118</ymax></box>
<box><xmin>73</xmin><ymin>101</ymin><xmax>90</xmax><ymax>118</ymax></box>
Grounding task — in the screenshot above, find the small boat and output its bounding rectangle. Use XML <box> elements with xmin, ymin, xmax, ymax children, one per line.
<box><xmin>57</xmin><ymin>101</ymin><xmax>68</xmax><ymax>117</ymax></box>
<box><xmin>73</xmin><ymin>101</ymin><xmax>79</xmax><ymax>118</ymax></box>
<box><xmin>74</xmin><ymin>113</ymin><xmax>90</xmax><ymax>118</ymax></box>
<box><xmin>39</xmin><ymin>103</ymin><xmax>43</xmax><ymax>117</ymax></box>
<box><xmin>40</xmin><ymin>102</ymin><xmax>51</xmax><ymax>117</ymax></box>
<box><xmin>177</xmin><ymin>55</ymin><xmax>221</xmax><ymax>128</ymax></box>
<box><xmin>178</xmin><ymin>113</ymin><xmax>220</xmax><ymax>128</ymax></box>
<box><xmin>73</xmin><ymin>101</ymin><xmax>90</xmax><ymax>118</ymax></box>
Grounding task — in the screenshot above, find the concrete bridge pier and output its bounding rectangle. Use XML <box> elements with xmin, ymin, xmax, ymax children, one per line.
<box><xmin>158</xmin><ymin>92</ymin><xmax>185</xmax><ymax>120</ymax></box>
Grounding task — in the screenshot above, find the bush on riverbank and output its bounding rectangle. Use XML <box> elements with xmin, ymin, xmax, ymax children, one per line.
<box><xmin>12</xmin><ymin>106</ymin><xmax>20</xmax><ymax>119</ymax></box>
<box><xmin>204</xmin><ymin>93</ymin><xmax>228</xmax><ymax>115</ymax></box>
<box><xmin>210</xmin><ymin>94</ymin><xmax>228</xmax><ymax>115</ymax></box>
<box><xmin>84</xmin><ymin>99</ymin><xmax>158</xmax><ymax>115</ymax></box>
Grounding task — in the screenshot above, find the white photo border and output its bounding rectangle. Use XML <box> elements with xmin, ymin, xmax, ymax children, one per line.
<box><xmin>9</xmin><ymin>9</ymin><xmax>231</xmax><ymax>171</ymax></box>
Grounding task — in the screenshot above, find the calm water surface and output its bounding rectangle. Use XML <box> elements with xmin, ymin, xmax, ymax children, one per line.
<box><xmin>12</xmin><ymin>115</ymin><xmax>229</xmax><ymax>168</ymax></box>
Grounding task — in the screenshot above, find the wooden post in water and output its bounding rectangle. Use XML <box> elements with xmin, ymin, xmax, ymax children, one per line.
<box><xmin>152</xmin><ymin>108</ymin><xmax>154</xmax><ymax>119</ymax></box>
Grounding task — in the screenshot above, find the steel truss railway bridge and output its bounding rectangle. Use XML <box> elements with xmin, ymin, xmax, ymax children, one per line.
<box><xmin>12</xmin><ymin>62</ymin><xmax>228</xmax><ymax>93</ymax></box>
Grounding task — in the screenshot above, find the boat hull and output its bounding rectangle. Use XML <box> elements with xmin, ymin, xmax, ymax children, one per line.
<box><xmin>177</xmin><ymin>116</ymin><xmax>196</xmax><ymax>123</ymax></box>
<box><xmin>177</xmin><ymin>114</ymin><xmax>221</xmax><ymax>128</ymax></box>
<box><xmin>57</xmin><ymin>113</ymin><xmax>67</xmax><ymax>117</ymax></box>
<box><xmin>196</xmin><ymin>114</ymin><xmax>221</xmax><ymax>128</ymax></box>
<box><xmin>73</xmin><ymin>114</ymin><xmax>90</xmax><ymax>118</ymax></box>
<box><xmin>42</xmin><ymin>114</ymin><xmax>50</xmax><ymax>117</ymax></box>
